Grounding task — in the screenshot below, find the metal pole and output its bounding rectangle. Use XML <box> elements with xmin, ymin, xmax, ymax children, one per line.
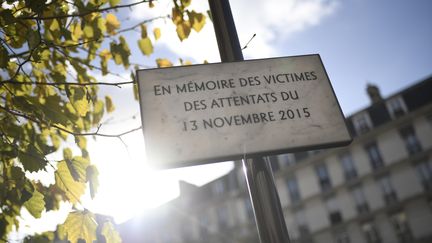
<box><xmin>208</xmin><ymin>1</ymin><xmax>291</xmax><ymax>242</ymax></box>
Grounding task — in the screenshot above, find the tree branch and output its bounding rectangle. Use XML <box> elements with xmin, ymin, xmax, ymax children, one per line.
<box><xmin>0</xmin><ymin>105</ymin><xmax>142</xmax><ymax>138</ymax></box>
<box><xmin>19</xmin><ymin>0</ymin><xmax>151</xmax><ymax>20</ymax></box>
<box><xmin>0</xmin><ymin>79</ymin><xmax>135</xmax><ymax>88</ymax></box>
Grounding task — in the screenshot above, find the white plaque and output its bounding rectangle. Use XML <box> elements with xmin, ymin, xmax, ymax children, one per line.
<box><xmin>137</xmin><ymin>55</ymin><xmax>352</xmax><ymax>168</ymax></box>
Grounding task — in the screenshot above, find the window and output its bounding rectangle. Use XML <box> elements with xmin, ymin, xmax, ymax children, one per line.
<box><xmin>365</xmin><ymin>142</ymin><xmax>384</xmax><ymax>169</ymax></box>
<box><xmin>377</xmin><ymin>175</ymin><xmax>397</xmax><ymax>205</ymax></box>
<box><xmin>294</xmin><ymin>209</ymin><xmax>310</xmax><ymax>238</ymax></box>
<box><xmin>286</xmin><ymin>177</ymin><xmax>301</xmax><ymax>204</ymax></box>
<box><xmin>386</xmin><ymin>96</ymin><xmax>407</xmax><ymax>119</ymax></box>
<box><xmin>279</xmin><ymin>154</ymin><xmax>295</xmax><ymax>167</ymax></box>
<box><xmin>353</xmin><ymin>113</ymin><xmax>372</xmax><ymax>134</ymax></box>
<box><xmin>326</xmin><ymin>196</ymin><xmax>343</xmax><ymax>225</ymax></box>
<box><xmin>340</xmin><ymin>152</ymin><xmax>358</xmax><ymax>181</ymax></box>
<box><xmin>294</xmin><ymin>151</ymin><xmax>309</xmax><ymax>162</ymax></box>
<box><xmin>415</xmin><ymin>159</ymin><xmax>432</xmax><ymax>191</ymax></box>
<box><xmin>335</xmin><ymin>231</ymin><xmax>350</xmax><ymax>243</ymax></box>
<box><xmin>399</xmin><ymin>125</ymin><xmax>422</xmax><ymax>155</ymax></box>
<box><xmin>199</xmin><ymin>214</ymin><xmax>209</xmax><ymax>240</ymax></box>
<box><xmin>351</xmin><ymin>186</ymin><xmax>369</xmax><ymax>214</ymax></box>
<box><xmin>362</xmin><ymin>222</ymin><xmax>381</xmax><ymax>243</ymax></box>
<box><xmin>390</xmin><ymin>211</ymin><xmax>413</xmax><ymax>243</ymax></box>
<box><xmin>316</xmin><ymin>163</ymin><xmax>332</xmax><ymax>192</ymax></box>
<box><xmin>267</xmin><ymin>156</ymin><xmax>280</xmax><ymax>171</ymax></box>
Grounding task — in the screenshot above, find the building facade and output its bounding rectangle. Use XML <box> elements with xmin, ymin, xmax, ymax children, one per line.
<box><xmin>120</xmin><ymin>76</ymin><xmax>432</xmax><ymax>243</ymax></box>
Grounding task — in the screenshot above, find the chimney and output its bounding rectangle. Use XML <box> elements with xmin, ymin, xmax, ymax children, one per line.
<box><xmin>367</xmin><ymin>83</ymin><xmax>382</xmax><ymax>104</ymax></box>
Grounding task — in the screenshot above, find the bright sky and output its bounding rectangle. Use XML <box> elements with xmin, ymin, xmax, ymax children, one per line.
<box><xmin>12</xmin><ymin>0</ymin><xmax>432</xmax><ymax>239</ymax></box>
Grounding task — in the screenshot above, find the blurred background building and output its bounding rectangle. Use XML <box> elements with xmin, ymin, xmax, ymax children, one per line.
<box><xmin>119</xmin><ymin>75</ymin><xmax>432</xmax><ymax>243</ymax></box>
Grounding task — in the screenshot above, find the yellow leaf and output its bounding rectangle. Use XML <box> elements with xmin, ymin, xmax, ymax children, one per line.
<box><xmin>66</xmin><ymin>155</ymin><xmax>90</xmax><ymax>182</ymax></box>
<box><xmin>50</xmin><ymin>132</ymin><xmax>61</xmax><ymax>150</ymax></box>
<box><xmin>153</xmin><ymin>28</ymin><xmax>161</xmax><ymax>40</ymax></box>
<box><xmin>189</xmin><ymin>11</ymin><xmax>206</xmax><ymax>32</ymax></box>
<box><xmin>138</xmin><ymin>38</ymin><xmax>153</xmax><ymax>56</ymax></box>
<box><xmin>105</xmin><ymin>96</ymin><xmax>115</xmax><ymax>113</ymax></box>
<box><xmin>92</xmin><ymin>100</ymin><xmax>105</xmax><ymax>125</ymax></box>
<box><xmin>63</xmin><ymin>148</ymin><xmax>73</xmax><ymax>161</ymax></box>
<box><xmin>74</xmin><ymin>118</ymin><xmax>83</xmax><ymax>130</ymax></box>
<box><xmin>99</xmin><ymin>49</ymin><xmax>112</xmax><ymax>60</ymax></box>
<box><xmin>49</xmin><ymin>19</ymin><xmax>60</xmax><ymax>32</ymax></box>
<box><xmin>140</xmin><ymin>24</ymin><xmax>147</xmax><ymax>38</ymax></box>
<box><xmin>156</xmin><ymin>58</ymin><xmax>173</xmax><ymax>68</ymax></box>
<box><xmin>86</xmin><ymin>165</ymin><xmax>99</xmax><ymax>199</ymax></box>
<box><xmin>24</xmin><ymin>190</ymin><xmax>45</xmax><ymax>219</ymax></box>
<box><xmin>101</xmin><ymin>222</ymin><xmax>122</xmax><ymax>243</ymax></box>
<box><xmin>181</xmin><ymin>0</ymin><xmax>191</xmax><ymax>7</ymax></box>
<box><xmin>55</xmin><ymin>161</ymin><xmax>86</xmax><ymax>204</ymax></box>
<box><xmin>83</xmin><ymin>25</ymin><xmax>94</xmax><ymax>38</ymax></box>
<box><xmin>62</xmin><ymin>211</ymin><xmax>98</xmax><ymax>243</ymax></box>
<box><xmin>176</xmin><ymin>21</ymin><xmax>191</xmax><ymax>41</ymax></box>
<box><xmin>75</xmin><ymin>136</ymin><xmax>87</xmax><ymax>150</ymax></box>
<box><xmin>71</xmin><ymin>22</ymin><xmax>82</xmax><ymax>41</ymax></box>
<box><xmin>106</xmin><ymin>13</ymin><xmax>120</xmax><ymax>35</ymax></box>
<box><xmin>73</xmin><ymin>99</ymin><xmax>89</xmax><ymax>117</ymax></box>
<box><xmin>172</xmin><ymin>8</ymin><xmax>183</xmax><ymax>25</ymax></box>
<box><xmin>109</xmin><ymin>0</ymin><xmax>120</xmax><ymax>7</ymax></box>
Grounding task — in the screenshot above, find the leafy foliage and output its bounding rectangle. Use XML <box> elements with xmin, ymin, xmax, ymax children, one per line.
<box><xmin>0</xmin><ymin>0</ymin><xmax>207</xmax><ymax>241</ymax></box>
<box><xmin>101</xmin><ymin>221</ymin><xmax>122</xmax><ymax>243</ymax></box>
<box><xmin>62</xmin><ymin>210</ymin><xmax>98</xmax><ymax>243</ymax></box>
<box><xmin>23</xmin><ymin>190</ymin><xmax>45</xmax><ymax>219</ymax></box>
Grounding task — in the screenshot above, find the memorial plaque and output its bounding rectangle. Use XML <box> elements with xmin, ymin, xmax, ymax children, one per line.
<box><xmin>137</xmin><ymin>54</ymin><xmax>352</xmax><ymax>168</ymax></box>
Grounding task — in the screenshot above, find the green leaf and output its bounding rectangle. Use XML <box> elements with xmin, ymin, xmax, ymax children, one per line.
<box><xmin>62</xmin><ymin>210</ymin><xmax>98</xmax><ymax>243</ymax></box>
<box><xmin>18</xmin><ymin>145</ymin><xmax>47</xmax><ymax>172</ymax></box>
<box><xmin>24</xmin><ymin>190</ymin><xmax>45</xmax><ymax>219</ymax></box>
<box><xmin>176</xmin><ymin>21</ymin><xmax>191</xmax><ymax>41</ymax></box>
<box><xmin>110</xmin><ymin>37</ymin><xmax>131</xmax><ymax>68</ymax></box>
<box><xmin>105</xmin><ymin>96</ymin><xmax>115</xmax><ymax>113</ymax></box>
<box><xmin>0</xmin><ymin>9</ymin><xmax>14</xmax><ymax>25</ymax></box>
<box><xmin>86</xmin><ymin>165</ymin><xmax>99</xmax><ymax>199</ymax></box>
<box><xmin>99</xmin><ymin>49</ymin><xmax>111</xmax><ymax>76</ymax></box>
<box><xmin>23</xmin><ymin>231</ymin><xmax>54</xmax><ymax>243</ymax></box>
<box><xmin>101</xmin><ymin>221</ymin><xmax>122</xmax><ymax>243</ymax></box>
<box><xmin>92</xmin><ymin>100</ymin><xmax>105</xmax><ymax>125</ymax></box>
<box><xmin>0</xmin><ymin>43</ymin><xmax>9</xmax><ymax>68</ymax></box>
<box><xmin>55</xmin><ymin>161</ymin><xmax>86</xmax><ymax>204</ymax></box>
<box><xmin>138</xmin><ymin>37</ymin><xmax>153</xmax><ymax>56</ymax></box>
<box><xmin>27</xmin><ymin>29</ymin><xmax>40</xmax><ymax>49</ymax></box>
<box><xmin>153</xmin><ymin>28</ymin><xmax>161</xmax><ymax>40</ymax></box>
